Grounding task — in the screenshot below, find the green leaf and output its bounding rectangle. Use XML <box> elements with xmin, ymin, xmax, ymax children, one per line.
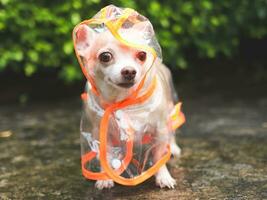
<box><xmin>71</xmin><ymin>13</ymin><xmax>81</xmax><ymax>25</ymax></box>
<box><xmin>172</xmin><ymin>25</ymin><xmax>182</xmax><ymax>34</ymax></box>
<box><xmin>13</xmin><ymin>50</ymin><xmax>23</xmax><ymax>61</ymax></box>
<box><xmin>63</xmin><ymin>40</ymin><xmax>73</xmax><ymax>55</ymax></box>
<box><xmin>160</xmin><ymin>18</ymin><xmax>169</xmax><ymax>28</ymax></box>
<box><xmin>201</xmin><ymin>1</ymin><xmax>213</xmax><ymax>10</ymax></box>
<box><xmin>73</xmin><ymin>1</ymin><xmax>82</xmax><ymax>9</ymax></box>
<box><xmin>176</xmin><ymin>57</ymin><xmax>187</xmax><ymax>69</ymax></box>
<box><xmin>192</xmin><ymin>17</ymin><xmax>201</xmax><ymax>27</ymax></box>
<box><xmin>24</xmin><ymin>63</ymin><xmax>36</xmax><ymax>76</ymax></box>
<box><xmin>61</xmin><ymin>65</ymin><xmax>81</xmax><ymax>82</ymax></box>
<box><xmin>28</xmin><ymin>50</ymin><xmax>39</xmax><ymax>62</ymax></box>
<box><xmin>181</xmin><ymin>2</ymin><xmax>193</xmax><ymax>15</ymax></box>
<box><xmin>149</xmin><ymin>1</ymin><xmax>161</xmax><ymax>13</ymax></box>
<box><xmin>210</xmin><ymin>16</ymin><xmax>220</xmax><ymax>27</ymax></box>
<box><xmin>90</xmin><ymin>0</ymin><xmax>100</xmax><ymax>3</ymax></box>
<box><xmin>1</xmin><ymin>0</ymin><xmax>10</xmax><ymax>5</ymax></box>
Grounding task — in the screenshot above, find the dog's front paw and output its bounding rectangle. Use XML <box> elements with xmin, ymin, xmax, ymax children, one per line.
<box><xmin>95</xmin><ymin>180</ymin><xmax>114</xmax><ymax>190</ymax></box>
<box><xmin>156</xmin><ymin>174</ymin><xmax>176</xmax><ymax>189</ymax></box>
<box><xmin>155</xmin><ymin>165</ymin><xmax>176</xmax><ymax>189</ymax></box>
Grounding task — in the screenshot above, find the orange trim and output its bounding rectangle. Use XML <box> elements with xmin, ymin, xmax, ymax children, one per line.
<box><xmin>72</xmin><ymin>29</ymin><xmax>99</xmax><ymax>96</ymax></box>
<box><xmin>81</xmin><ymin>138</ymin><xmax>134</xmax><ymax>180</ymax></box>
<box><xmin>81</xmin><ymin>92</ymin><xmax>88</xmax><ymax>101</ymax></box>
<box><xmin>81</xmin><ymin>152</ymin><xmax>109</xmax><ymax>180</ymax></box>
<box><xmin>169</xmin><ymin>103</ymin><xmax>186</xmax><ymax>131</ymax></box>
<box><xmin>171</xmin><ymin>111</ymin><xmax>185</xmax><ymax>131</ymax></box>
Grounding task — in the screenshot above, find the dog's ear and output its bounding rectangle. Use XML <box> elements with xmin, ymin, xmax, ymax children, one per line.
<box><xmin>74</xmin><ymin>24</ymin><xmax>95</xmax><ymax>56</ymax></box>
<box><xmin>132</xmin><ymin>21</ymin><xmax>154</xmax><ymax>37</ymax></box>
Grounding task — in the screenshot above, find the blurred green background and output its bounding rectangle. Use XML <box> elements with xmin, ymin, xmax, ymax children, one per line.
<box><xmin>1</xmin><ymin>0</ymin><xmax>266</xmax><ymax>83</ymax></box>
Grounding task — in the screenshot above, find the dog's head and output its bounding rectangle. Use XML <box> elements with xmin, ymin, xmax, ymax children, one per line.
<box><xmin>74</xmin><ymin>21</ymin><xmax>156</xmax><ymax>92</ymax></box>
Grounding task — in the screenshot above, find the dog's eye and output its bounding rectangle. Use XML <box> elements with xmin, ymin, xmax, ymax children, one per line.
<box><xmin>136</xmin><ymin>51</ymin><xmax>147</xmax><ymax>62</ymax></box>
<box><xmin>99</xmin><ymin>52</ymin><xmax>113</xmax><ymax>63</ymax></box>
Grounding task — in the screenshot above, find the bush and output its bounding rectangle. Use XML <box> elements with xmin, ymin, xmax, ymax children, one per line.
<box><xmin>0</xmin><ymin>0</ymin><xmax>266</xmax><ymax>81</ymax></box>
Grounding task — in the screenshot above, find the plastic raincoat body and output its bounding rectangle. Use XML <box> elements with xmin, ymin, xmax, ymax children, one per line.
<box><xmin>73</xmin><ymin>5</ymin><xmax>185</xmax><ymax>186</ymax></box>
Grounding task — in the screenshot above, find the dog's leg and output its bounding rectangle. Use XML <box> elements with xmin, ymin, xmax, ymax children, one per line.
<box><xmin>155</xmin><ymin>164</ymin><xmax>176</xmax><ymax>189</ymax></box>
<box><xmin>94</xmin><ymin>156</ymin><xmax>114</xmax><ymax>190</ymax></box>
<box><xmin>170</xmin><ymin>136</ymin><xmax>181</xmax><ymax>157</ymax></box>
<box><xmin>94</xmin><ymin>152</ymin><xmax>115</xmax><ymax>190</ymax></box>
<box><xmin>153</xmin><ymin>134</ymin><xmax>177</xmax><ymax>188</ymax></box>
<box><xmin>95</xmin><ymin>179</ymin><xmax>114</xmax><ymax>190</ymax></box>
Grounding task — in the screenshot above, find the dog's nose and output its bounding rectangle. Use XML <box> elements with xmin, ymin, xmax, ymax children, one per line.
<box><xmin>121</xmin><ymin>67</ymin><xmax>136</xmax><ymax>81</ymax></box>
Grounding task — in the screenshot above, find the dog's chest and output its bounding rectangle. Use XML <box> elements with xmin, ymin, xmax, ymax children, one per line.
<box><xmin>117</xmin><ymin>89</ymin><xmax>163</xmax><ymax>131</ymax></box>
<box><xmin>86</xmin><ymin>81</ymin><xmax>164</xmax><ymax>134</ymax></box>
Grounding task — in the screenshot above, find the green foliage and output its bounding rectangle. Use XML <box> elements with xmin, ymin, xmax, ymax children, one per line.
<box><xmin>0</xmin><ymin>0</ymin><xmax>267</xmax><ymax>81</ymax></box>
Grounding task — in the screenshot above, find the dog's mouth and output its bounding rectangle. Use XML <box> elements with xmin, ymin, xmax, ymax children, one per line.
<box><xmin>106</xmin><ymin>77</ymin><xmax>135</xmax><ymax>89</ymax></box>
<box><xmin>117</xmin><ymin>82</ymin><xmax>135</xmax><ymax>88</ymax></box>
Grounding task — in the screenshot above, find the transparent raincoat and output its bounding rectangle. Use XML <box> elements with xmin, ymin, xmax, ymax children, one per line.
<box><xmin>73</xmin><ymin>5</ymin><xmax>185</xmax><ymax>186</ymax></box>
